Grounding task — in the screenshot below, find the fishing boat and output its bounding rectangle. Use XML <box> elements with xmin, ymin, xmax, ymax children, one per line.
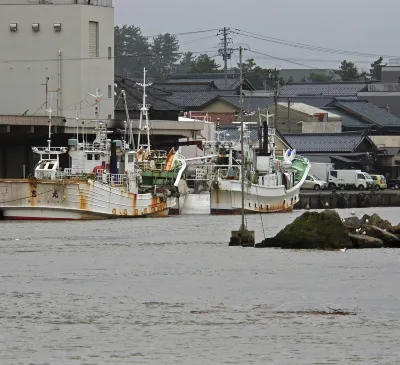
<box><xmin>210</xmin><ymin>110</ymin><xmax>311</xmax><ymax>214</ymax></box>
<box><xmin>0</xmin><ymin>81</ymin><xmax>184</xmax><ymax>220</ymax></box>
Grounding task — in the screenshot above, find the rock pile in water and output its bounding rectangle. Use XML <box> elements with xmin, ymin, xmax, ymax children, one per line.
<box><xmin>256</xmin><ymin>210</ymin><xmax>400</xmax><ymax>250</ymax></box>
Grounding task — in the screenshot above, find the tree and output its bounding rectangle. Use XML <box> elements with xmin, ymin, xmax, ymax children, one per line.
<box><xmin>338</xmin><ymin>60</ymin><xmax>360</xmax><ymax>81</ymax></box>
<box><xmin>300</xmin><ymin>76</ymin><xmax>307</xmax><ymax>83</ymax></box>
<box><xmin>150</xmin><ymin>33</ymin><xmax>180</xmax><ymax>78</ymax></box>
<box><xmin>369</xmin><ymin>57</ymin><xmax>386</xmax><ymax>81</ymax></box>
<box><xmin>189</xmin><ymin>54</ymin><xmax>221</xmax><ymax>73</ymax></box>
<box><xmin>114</xmin><ymin>25</ymin><xmax>150</xmax><ymax>77</ymax></box>
<box><xmin>287</xmin><ymin>76</ymin><xmax>294</xmax><ymax>83</ymax></box>
<box><xmin>179</xmin><ymin>52</ymin><xmax>195</xmax><ymax>73</ymax></box>
<box><xmin>308</xmin><ymin>72</ymin><xmax>333</xmax><ymax>82</ymax></box>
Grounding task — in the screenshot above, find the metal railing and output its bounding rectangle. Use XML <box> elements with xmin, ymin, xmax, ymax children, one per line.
<box><xmin>367</xmin><ymin>83</ymin><xmax>400</xmax><ymax>92</ymax></box>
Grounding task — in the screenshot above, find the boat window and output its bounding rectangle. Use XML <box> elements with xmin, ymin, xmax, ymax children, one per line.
<box><xmin>357</xmin><ymin>173</ymin><xmax>365</xmax><ymax>180</ymax></box>
<box><xmin>94</xmin><ymin>154</ymin><xmax>101</xmax><ymax>161</ymax></box>
<box><xmin>87</xmin><ymin>154</ymin><xmax>93</xmax><ymax>161</ymax></box>
<box><xmin>48</xmin><ymin>164</ymin><xmax>54</xmax><ymax>170</ymax></box>
<box><xmin>330</xmin><ymin>171</ymin><xmax>337</xmax><ymax>178</ymax></box>
<box><xmin>128</xmin><ymin>154</ymin><xmax>134</xmax><ymax>163</ymax></box>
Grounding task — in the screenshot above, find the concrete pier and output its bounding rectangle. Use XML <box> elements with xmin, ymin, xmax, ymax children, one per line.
<box><xmin>295</xmin><ymin>190</ymin><xmax>400</xmax><ymax>210</ymax></box>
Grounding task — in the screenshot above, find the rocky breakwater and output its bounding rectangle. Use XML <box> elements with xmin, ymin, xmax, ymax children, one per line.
<box><xmin>256</xmin><ymin>210</ymin><xmax>400</xmax><ymax>250</ymax></box>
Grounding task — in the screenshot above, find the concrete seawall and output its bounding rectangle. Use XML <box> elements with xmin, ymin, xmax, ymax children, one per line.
<box><xmin>295</xmin><ymin>190</ymin><xmax>400</xmax><ymax>210</ymax></box>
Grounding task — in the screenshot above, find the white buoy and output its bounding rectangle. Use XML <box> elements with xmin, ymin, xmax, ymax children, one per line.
<box><xmin>306</xmin><ymin>204</ymin><xmax>310</xmax><ymax>210</ymax></box>
<box><xmin>351</xmin><ymin>210</ymin><xmax>356</xmax><ymax>216</ymax></box>
<box><xmin>363</xmin><ymin>231</ymin><xmax>367</xmax><ymax>235</ymax></box>
<box><xmin>340</xmin><ymin>248</ymin><xmax>347</xmax><ymax>252</ymax></box>
<box><xmin>325</xmin><ymin>202</ymin><xmax>329</xmax><ymax>207</ymax></box>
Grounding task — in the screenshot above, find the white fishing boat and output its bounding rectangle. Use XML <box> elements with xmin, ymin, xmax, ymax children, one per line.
<box><xmin>210</xmin><ymin>111</ymin><xmax>311</xmax><ymax>214</ymax></box>
<box><xmin>0</xmin><ymin>77</ymin><xmax>184</xmax><ymax>220</ymax></box>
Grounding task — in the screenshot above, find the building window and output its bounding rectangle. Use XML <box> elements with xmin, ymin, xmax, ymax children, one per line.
<box><xmin>9</xmin><ymin>23</ymin><xmax>18</xmax><ymax>32</ymax></box>
<box><xmin>89</xmin><ymin>21</ymin><xmax>99</xmax><ymax>58</ymax></box>
<box><xmin>54</xmin><ymin>23</ymin><xmax>62</xmax><ymax>31</ymax></box>
<box><xmin>108</xmin><ymin>85</ymin><xmax>112</xmax><ymax>98</ymax></box>
<box><xmin>32</xmin><ymin>23</ymin><xmax>40</xmax><ymax>32</ymax></box>
<box><xmin>108</xmin><ymin>47</ymin><xmax>112</xmax><ymax>60</ymax></box>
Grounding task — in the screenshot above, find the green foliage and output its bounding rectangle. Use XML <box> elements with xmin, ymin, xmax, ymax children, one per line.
<box><xmin>187</xmin><ymin>54</ymin><xmax>221</xmax><ymax>73</ymax></box>
<box><xmin>308</xmin><ymin>72</ymin><xmax>333</xmax><ymax>82</ymax></box>
<box><xmin>338</xmin><ymin>60</ymin><xmax>361</xmax><ymax>81</ymax></box>
<box><xmin>114</xmin><ymin>25</ymin><xmax>150</xmax><ymax>77</ymax></box>
<box><xmin>369</xmin><ymin>57</ymin><xmax>386</xmax><ymax>81</ymax></box>
<box><xmin>114</xmin><ymin>26</ymin><xmax>179</xmax><ymax>79</ymax></box>
<box><xmin>150</xmin><ymin>33</ymin><xmax>180</xmax><ymax>78</ymax></box>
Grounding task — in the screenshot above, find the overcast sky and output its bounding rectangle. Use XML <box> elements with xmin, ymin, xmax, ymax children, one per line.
<box><xmin>115</xmin><ymin>0</ymin><xmax>400</xmax><ymax>71</ymax></box>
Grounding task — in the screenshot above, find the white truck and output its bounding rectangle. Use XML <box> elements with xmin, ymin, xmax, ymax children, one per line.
<box><xmin>328</xmin><ymin>170</ymin><xmax>373</xmax><ymax>190</ymax></box>
<box><xmin>309</xmin><ymin>162</ymin><xmax>334</xmax><ymax>181</ymax></box>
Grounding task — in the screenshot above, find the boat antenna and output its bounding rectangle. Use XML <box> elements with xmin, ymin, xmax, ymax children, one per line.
<box><xmin>136</xmin><ymin>68</ymin><xmax>152</xmax><ymax>151</ymax></box>
<box><xmin>43</xmin><ymin>93</ymin><xmax>53</xmax><ymax>159</ymax></box>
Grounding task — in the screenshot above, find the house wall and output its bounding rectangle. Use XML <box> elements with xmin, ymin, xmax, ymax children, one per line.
<box><xmin>0</xmin><ymin>2</ymin><xmax>114</xmax><ymax>123</ymax></box>
<box><xmin>370</xmin><ymin>135</ymin><xmax>400</xmax><ymax>148</ymax></box>
<box><xmin>302</xmin><ymin>121</ymin><xmax>342</xmax><ymax>133</ymax></box>
<box><xmin>201</xmin><ymin>100</ymin><xmax>239</xmax><ymax>113</ymax></box>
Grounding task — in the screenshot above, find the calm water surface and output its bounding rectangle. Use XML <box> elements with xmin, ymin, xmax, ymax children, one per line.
<box><xmin>1</xmin><ymin>208</ymin><xmax>400</xmax><ymax>364</ymax></box>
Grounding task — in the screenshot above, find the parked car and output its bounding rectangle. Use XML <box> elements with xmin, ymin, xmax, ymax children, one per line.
<box><xmin>302</xmin><ymin>175</ymin><xmax>328</xmax><ymax>190</ymax></box>
<box><xmin>328</xmin><ymin>170</ymin><xmax>373</xmax><ymax>190</ymax></box>
<box><xmin>387</xmin><ymin>177</ymin><xmax>400</xmax><ymax>190</ymax></box>
<box><xmin>370</xmin><ymin>174</ymin><xmax>387</xmax><ymax>190</ymax></box>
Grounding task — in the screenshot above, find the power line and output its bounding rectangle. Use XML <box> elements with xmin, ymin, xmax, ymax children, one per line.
<box><xmin>233</xmin><ymin>28</ymin><xmax>400</xmax><ymax>59</ymax></box>
<box><xmin>143</xmin><ymin>28</ymin><xmax>219</xmax><ymax>38</ymax></box>
<box><xmin>0</xmin><ymin>50</ymin><xmax>218</xmax><ymax>64</ymax></box>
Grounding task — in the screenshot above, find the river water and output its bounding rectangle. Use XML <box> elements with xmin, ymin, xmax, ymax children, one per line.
<box><xmin>0</xmin><ymin>208</ymin><xmax>400</xmax><ymax>364</ymax></box>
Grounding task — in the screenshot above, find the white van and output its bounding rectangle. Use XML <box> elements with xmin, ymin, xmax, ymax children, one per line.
<box><xmin>328</xmin><ymin>170</ymin><xmax>373</xmax><ymax>190</ymax></box>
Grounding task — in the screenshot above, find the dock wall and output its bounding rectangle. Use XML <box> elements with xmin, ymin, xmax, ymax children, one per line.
<box><xmin>295</xmin><ymin>191</ymin><xmax>400</xmax><ymax>210</ymax></box>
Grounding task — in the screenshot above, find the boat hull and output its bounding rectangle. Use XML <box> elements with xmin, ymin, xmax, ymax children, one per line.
<box><xmin>210</xmin><ymin>180</ymin><xmax>301</xmax><ymax>215</ymax></box>
<box><xmin>0</xmin><ymin>179</ymin><xmax>168</xmax><ymax>221</ymax></box>
<box><xmin>181</xmin><ymin>193</ymin><xmax>210</xmax><ymax>215</ymax></box>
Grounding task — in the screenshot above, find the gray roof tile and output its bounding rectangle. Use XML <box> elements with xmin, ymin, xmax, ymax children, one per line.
<box><xmin>321</xmin><ymin>107</ymin><xmax>370</xmax><ymax>129</ymax></box>
<box><xmin>282</xmin><ymin>132</ymin><xmax>370</xmax><ymax>153</ymax></box>
<box><xmin>334</xmin><ymin>100</ymin><xmax>400</xmax><ymax>128</ymax></box>
<box><xmin>280</xmin><ymin>82</ymin><xmax>367</xmax><ymax>97</ymax></box>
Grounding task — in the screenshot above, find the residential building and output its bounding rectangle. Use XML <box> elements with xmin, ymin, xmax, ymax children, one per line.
<box><xmin>270</xmin><ymin>102</ymin><xmax>342</xmax><ymax>134</ymax></box>
<box><xmin>0</xmin><ymin>0</ymin><xmax>114</xmax><ymax>121</ymax></box>
<box><xmin>279</xmin><ymin>69</ymin><xmax>341</xmax><ymax>83</ymax></box>
<box><xmin>279</xmin><ymin>82</ymin><xmax>367</xmax><ymax>98</ymax></box>
<box><xmin>358</xmin><ymin>65</ymin><xmax>400</xmax><ymax>117</ymax></box>
<box><xmin>283</xmin><ymin>132</ymin><xmax>377</xmax><ymax>172</ymax></box>
<box><xmin>323</xmin><ymin>99</ymin><xmax>400</xmax><ymax>134</ymax></box>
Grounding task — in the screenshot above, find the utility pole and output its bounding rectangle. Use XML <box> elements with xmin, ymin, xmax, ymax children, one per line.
<box><xmin>273</xmin><ymin>67</ymin><xmax>280</xmax><ymax>128</ymax></box>
<box><xmin>288</xmin><ymin>98</ymin><xmax>291</xmax><ymax>133</ymax></box>
<box><xmin>239</xmin><ymin>46</ymin><xmax>245</xmax><ymax>230</ymax></box>
<box><xmin>218</xmin><ymin>27</ymin><xmax>233</xmax><ymax>89</ymax></box>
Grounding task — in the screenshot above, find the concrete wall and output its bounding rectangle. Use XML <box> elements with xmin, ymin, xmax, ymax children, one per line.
<box><xmin>0</xmin><ymin>2</ymin><xmax>114</xmax><ymax>123</ymax></box>
<box><xmin>371</xmin><ymin>135</ymin><xmax>400</xmax><ymax>147</ymax></box>
<box><xmin>381</xmin><ymin>66</ymin><xmax>400</xmax><ymax>83</ymax></box>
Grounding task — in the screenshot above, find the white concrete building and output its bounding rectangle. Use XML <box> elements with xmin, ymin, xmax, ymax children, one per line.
<box><xmin>0</xmin><ymin>0</ymin><xmax>114</xmax><ymax>124</ymax></box>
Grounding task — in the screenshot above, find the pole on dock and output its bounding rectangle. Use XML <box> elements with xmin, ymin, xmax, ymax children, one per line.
<box><xmin>229</xmin><ymin>46</ymin><xmax>255</xmax><ymax>247</ymax></box>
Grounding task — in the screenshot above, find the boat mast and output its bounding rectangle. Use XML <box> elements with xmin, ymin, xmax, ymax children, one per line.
<box><xmin>239</xmin><ymin>46</ymin><xmax>245</xmax><ymax>231</ymax></box>
<box><xmin>44</xmin><ymin>98</ymin><xmax>53</xmax><ymax>160</ymax></box>
<box><xmin>136</xmin><ymin>68</ymin><xmax>152</xmax><ymax>151</ymax></box>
